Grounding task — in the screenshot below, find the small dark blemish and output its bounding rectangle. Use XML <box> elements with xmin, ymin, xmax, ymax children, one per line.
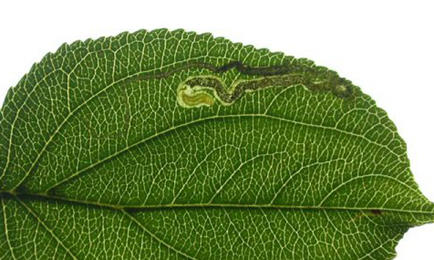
<box><xmin>370</xmin><ymin>209</ymin><xmax>383</xmax><ymax>215</ymax></box>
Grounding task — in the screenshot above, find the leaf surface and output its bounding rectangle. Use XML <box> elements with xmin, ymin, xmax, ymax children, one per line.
<box><xmin>0</xmin><ymin>29</ymin><xmax>433</xmax><ymax>259</ymax></box>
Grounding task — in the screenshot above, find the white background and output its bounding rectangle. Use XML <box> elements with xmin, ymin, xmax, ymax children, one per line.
<box><xmin>0</xmin><ymin>0</ymin><xmax>433</xmax><ymax>259</ymax></box>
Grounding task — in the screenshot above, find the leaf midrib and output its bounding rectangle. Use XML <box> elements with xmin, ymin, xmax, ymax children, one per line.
<box><xmin>2</xmin><ymin>191</ymin><xmax>432</xmax><ymax>260</ymax></box>
<box><xmin>3</xmin><ymin>191</ymin><xmax>434</xmax><ymax>217</ymax></box>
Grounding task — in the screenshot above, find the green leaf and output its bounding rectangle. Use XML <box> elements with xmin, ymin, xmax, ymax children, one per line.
<box><xmin>0</xmin><ymin>29</ymin><xmax>433</xmax><ymax>259</ymax></box>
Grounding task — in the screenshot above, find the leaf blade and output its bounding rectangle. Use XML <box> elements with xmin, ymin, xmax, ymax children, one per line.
<box><xmin>0</xmin><ymin>29</ymin><xmax>433</xmax><ymax>259</ymax></box>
